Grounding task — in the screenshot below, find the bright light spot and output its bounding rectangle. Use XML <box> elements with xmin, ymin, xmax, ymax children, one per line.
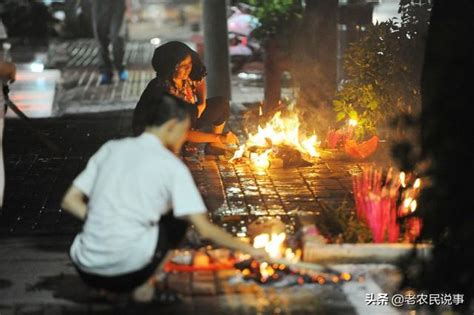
<box><xmin>404</xmin><ymin>197</ymin><xmax>413</xmax><ymax>209</ymax></box>
<box><xmin>400</xmin><ymin>172</ymin><xmax>407</xmax><ymax>188</ymax></box>
<box><xmin>150</xmin><ymin>37</ymin><xmax>161</xmax><ymax>46</ymax></box>
<box><xmin>250</xmin><ymin>150</ymin><xmax>272</xmax><ymax>169</ymax></box>
<box><xmin>229</xmin><ymin>145</ymin><xmax>245</xmax><ymax>162</ymax></box>
<box><xmin>253</xmin><ymin>232</ymin><xmax>287</xmax><ymax>259</ymax></box>
<box><xmin>30</xmin><ymin>62</ymin><xmax>44</xmax><ymax>73</ymax></box>
<box><xmin>53</xmin><ymin>11</ymin><xmax>66</xmax><ymax>21</ymax></box>
<box><xmin>410</xmin><ymin>200</ymin><xmax>417</xmax><ymax>212</ymax></box>
<box><xmin>413</xmin><ymin>178</ymin><xmax>421</xmax><ymax>189</ymax></box>
<box><xmin>253</xmin><ymin>234</ymin><xmax>269</xmax><ymax>248</ymax></box>
<box><xmin>348</xmin><ymin>119</ymin><xmax>358</xmax><ymax>127</ymax></box>
<box><xmin>341</xmin><ymin>272</ymin><xmax>352</xmax><ymax>281</ymax></box>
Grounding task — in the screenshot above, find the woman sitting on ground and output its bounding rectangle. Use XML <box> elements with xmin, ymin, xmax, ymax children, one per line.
<box><xmin>132</xmin><ymin>41</ymin><xmax>239</xmax><ymax>155</ymax></box>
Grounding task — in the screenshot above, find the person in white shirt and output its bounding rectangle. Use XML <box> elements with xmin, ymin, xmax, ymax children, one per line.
<box><xmin>61</xmin><ymin>92</ymin><xmax>268</xmax><ymax>303</ymax></box>
<box><xmin>0</xmin><ymin>60</ymin><xmax>16</xmax><ymax>208</ymax></box>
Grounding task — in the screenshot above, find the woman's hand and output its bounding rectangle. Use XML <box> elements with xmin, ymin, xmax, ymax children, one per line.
<box><xmin>196</xmin><ymin>102</ymin><xmax>206</xmax><ymax>118</ymax></box>
<box><xmin>217</xmin><ymin>131</ymin><xmax>239</xmax><ymax>146</ymax></box>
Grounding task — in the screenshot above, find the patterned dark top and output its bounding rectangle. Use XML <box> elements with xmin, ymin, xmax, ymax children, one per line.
<box><xmin>164</xmin><ymin>78</ymin><xmax>201</xmax><ymax>105</ymax></box>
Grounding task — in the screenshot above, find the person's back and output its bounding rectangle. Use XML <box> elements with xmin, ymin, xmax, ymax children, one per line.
<box><xmin>62</xmin><ymin>92</ymin><xmax>267</xmax><ymax>303</ymax></box>
<box><xmin>71</xmin><ymin>133</ymin><xmax>199</xmax><ymax>275</ymax></box>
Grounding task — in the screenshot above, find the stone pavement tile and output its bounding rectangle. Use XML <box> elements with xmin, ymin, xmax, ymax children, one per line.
<box><xmin>3</xmin><ymin>103</ymin><xmax>366</xmax><ymax>240</ymax></box>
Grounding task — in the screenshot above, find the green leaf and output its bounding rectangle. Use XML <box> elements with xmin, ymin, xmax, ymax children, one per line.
<box><xmin>349</xmin><ymin>110</ymin><xmax>359</xmax><ymax>120</ymax></box>
<box><xmin>336</xmin><ymin>112</ymin><xmax>346</xmax><ymax>121</ymax></box>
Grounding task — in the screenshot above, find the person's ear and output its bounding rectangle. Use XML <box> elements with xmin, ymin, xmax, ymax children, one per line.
<box><xmin>165</xmin><ymin>118</ymin><xmax>179</xmax><ymax>133</ymax></box>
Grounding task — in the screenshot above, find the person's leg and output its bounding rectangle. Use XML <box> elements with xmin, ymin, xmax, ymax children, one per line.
<box><xmin>109</xmin><ymin>0</ymin><xmax>127</xmax><ymax>79</ymax></box>
<box><xmin>195</xmin><ymin>96</ymin><xmax>230</xmax><ymax>133</ymax></box>
<box><xmin>133</xmin><ymin>212</ymin><xmax>189</xmax><ymax>303</ymax></box>
<box><xmin>195</xmin><ymin>97</ymin><xmax>231</xmax><ymax>153</ymax></box>
<box><xmin>91</xmin><ymin>0</ymin><xmax>113</xmax><ymax>82</ymax></box>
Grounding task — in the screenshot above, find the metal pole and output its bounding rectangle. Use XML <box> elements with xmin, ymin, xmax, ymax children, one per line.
<box><xmin>203</xmin><ymin>0</ymin><xmax>231</xmax><ymax>100</ymax></box>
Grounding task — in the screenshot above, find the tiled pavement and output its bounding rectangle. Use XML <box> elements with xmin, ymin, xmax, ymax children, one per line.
<box><xmin>1</xmin><ymin>109</ymin><xmax>370</xmax><ymax>237</ymax></box>
<box><xmin>0</xmin><ymin>235</ymin><xmax>359</xmax><ymax>314</ymax></box>
<box><xmin>50</xmin><ymin>39</ymin><xmax>169</xmax><ymax>114</ymax></box>
<box><xmin>0</xmin><ymin>39</ymin><xmax>393</xmax><ymax>314</ymax></box>
<box><xmin>49</xmin><ymin>39</ymin><xmax>273</xmax><ymax>115</ymax></box>
<box><xmin>1</xmin><ymin>110</ymin><xmax>370</xmax><ymax>314</ymax></box>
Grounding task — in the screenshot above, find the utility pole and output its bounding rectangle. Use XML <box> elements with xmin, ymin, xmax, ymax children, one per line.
<box><xmin>203</xmin><ymin>0</ymin><xmax>231</xmax><ymax>100</ymax></box>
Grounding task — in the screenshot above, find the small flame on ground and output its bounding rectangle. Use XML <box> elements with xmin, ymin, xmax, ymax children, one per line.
<box><xmin>252</xmin><ymin>232</ymin><xmax>301</xmax><ymax>262</ymax></box>
<box><xmin>250</xmin><ymin>150</ymin><xmax>272</xmax><ymax>169</ymax></box>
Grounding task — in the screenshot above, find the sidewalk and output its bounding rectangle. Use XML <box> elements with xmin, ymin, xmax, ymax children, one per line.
<box><xmin>0</xmin><ymin>37</ymin><xmax>402</xmax><ymax>314</ymax></box>
<box><xmin>0</xmin><ymin>107</ymin><xmax>405</xmax><ymax>314</ymax></box>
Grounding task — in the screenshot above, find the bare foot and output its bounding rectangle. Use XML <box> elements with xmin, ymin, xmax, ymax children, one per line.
<box><xmin>132</xmin><ymin>282</ymin><xmax>155</xmax><ymax>303</ymax></box>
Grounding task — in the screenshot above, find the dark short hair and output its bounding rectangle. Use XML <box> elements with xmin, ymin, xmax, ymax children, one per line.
<box><xmin>144</xmin><ymin>92</ymin><xmax>191</xmax><ymax>128</ymax></box>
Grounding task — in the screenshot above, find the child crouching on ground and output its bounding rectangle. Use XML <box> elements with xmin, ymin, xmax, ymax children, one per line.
<box><xmin>61</xmin><ymin>92</ymin><xmax>267</xmax><ymax>303</ymax></box>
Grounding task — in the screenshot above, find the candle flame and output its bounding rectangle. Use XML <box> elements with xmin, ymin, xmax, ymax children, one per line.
<box><xmin>413</xmin><ymin>178</ymin><xmax>421</xmax><ymax>189</ymax></box>
<box><xmin>400</xmin><ymin>172</ymin><xmax>407</xmax><ymax>188</ymax></box>
<box><xmin>410</xmin><ymin>200</ymin><xmax>417</xmax><ymax>212</ymax></box>
<box><xmin>404</xmin><ymin>197</ymin><xmax>413</xmax><ymax>209</ymax></box>
<box><xmin>348</xmin><ymin>119</ymin><xmax>358</xmax><ymax>127</ymax></box>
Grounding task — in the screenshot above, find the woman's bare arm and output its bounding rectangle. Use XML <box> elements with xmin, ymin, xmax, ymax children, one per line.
<box><xmin>187</xmin><ymin>130</ymin><xmax>221</xmax><ymax>143</ymax></box>
<box><xmin>196</xmin><ymin>80</ymin><xmax>206</xmax><ymax>105</ymax></box>
<box><xmin>61</xmin><ymin>186</ymin><xmax>88</xmax><ymax>221</ymax></box>
<box><xmin>195</xmin><ymin>80</ymin><xmax>207</xmax><ymax>118</ymax></box>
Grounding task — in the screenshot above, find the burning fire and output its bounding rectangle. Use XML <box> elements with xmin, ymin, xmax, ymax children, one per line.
<box><xmin>252</xmin><ymin>232</ymin><xmax>300</xmax><ymax>261</ymax></box>
<box><xmin>252</xmin><ymin>232</ymin><xmax>301</xmax><ymax>281</ymax></box>
<box><xmin>231</xmin><ymin>111</ymin><xmax>320</xmax><ymax>168</ymax></box>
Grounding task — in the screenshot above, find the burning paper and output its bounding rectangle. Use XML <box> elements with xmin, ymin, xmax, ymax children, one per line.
<box><xmin>231</xmin><ymin>111</ymin><xmax>321</xmax><ymax>168</ymax></box>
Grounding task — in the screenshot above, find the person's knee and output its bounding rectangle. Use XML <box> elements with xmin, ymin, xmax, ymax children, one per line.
<box><xmin>210</xmin><ymin>96</ymin><xmax>230</xmax><ymax>126</ymax></box>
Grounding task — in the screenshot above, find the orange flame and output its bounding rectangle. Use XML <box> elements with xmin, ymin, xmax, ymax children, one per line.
<box><xmin>232</xmin><ymin>111</ymin><xmax>320</xmax><ymax>168</ymax></box>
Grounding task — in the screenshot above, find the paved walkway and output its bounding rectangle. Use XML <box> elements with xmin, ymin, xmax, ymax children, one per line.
<box><xmin>0</xmin><ymin>37</ymin><xmax>400</xmax><ymax>314</ymax></box>
<box><xmin>2</xmin><ymin>237</ymin><xmax>410</xmax><ymax>315</ymax></box>
<box><xmin>0</xmin><ymin>106</ymin><xmax>403</xmax><ymax>314</ymax></box>
<box><xmin>1</xmin><ymin>108</ymin><xmax>370</xmax><ymax>237</ymax></box>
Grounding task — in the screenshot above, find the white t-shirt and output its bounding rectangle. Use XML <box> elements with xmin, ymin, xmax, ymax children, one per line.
<box><xmin>70</xmin><ymin>133</ymin><xmax>206</xmax><ymax>275</ymax></box>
